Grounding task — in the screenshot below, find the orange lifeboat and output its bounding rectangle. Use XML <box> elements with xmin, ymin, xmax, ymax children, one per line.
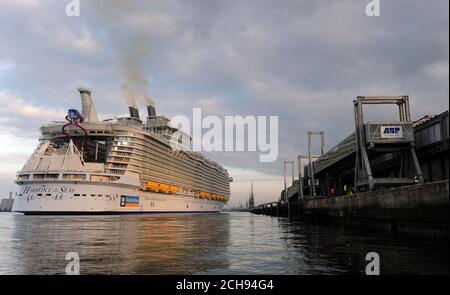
<box><xmin>144</xmin><ymin>181</ymin><xmax>180</xmax><ymax>194</ymax></box>
<box><xmin>199</xmin><ymin>191</ymin><xmax>211</xmax><ymax>199</ymax></box>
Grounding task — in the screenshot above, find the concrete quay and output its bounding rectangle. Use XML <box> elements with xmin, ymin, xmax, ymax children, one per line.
<box><xmin>251</xmin><ymin>181</ymin><xmax>449</xmax><ymax>239</ymax></box>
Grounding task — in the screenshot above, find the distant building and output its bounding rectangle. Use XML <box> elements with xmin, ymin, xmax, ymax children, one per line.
<box><xmin>0</xmin><ymin>192</ymin><xmax>15</xmax><ymax>212</ymax></box>
<box><xmin>248</xmin><ymin>181</ymin><xmax>255</xmax><ymax>209</ymax></box>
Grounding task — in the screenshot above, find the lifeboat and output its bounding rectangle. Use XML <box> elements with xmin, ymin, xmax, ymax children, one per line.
<box><xmin>144</xmin><ymin>183</ymin><xmax>226</xmax><ymax>201</ymax></box>
<box><xmin>144</xmin><ymin>181</ymin><xmax>180</xmax><ymax>194</ymax></box>
<box><xmin>199</xmin><ymin>191</ymin><xmax>211</xmax><ymax>199</ymax></box>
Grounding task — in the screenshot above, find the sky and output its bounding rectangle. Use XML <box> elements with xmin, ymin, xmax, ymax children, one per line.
<box><xmin>0</xmin><ymin>0</ymin><xmax>448</xmax><ymax>205</ymax></box>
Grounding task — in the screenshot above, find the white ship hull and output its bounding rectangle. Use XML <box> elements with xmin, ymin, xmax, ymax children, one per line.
<box><xmin>12</xmin><ymin>182</ymin><xmax>224</xmax><ymax>215</ymax></box>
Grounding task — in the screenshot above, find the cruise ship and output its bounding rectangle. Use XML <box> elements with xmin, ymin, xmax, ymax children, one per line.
<box><xmin>12</xmin><ymin>88</ymin><xmax>232</xmax><ymax>214</ymax></box>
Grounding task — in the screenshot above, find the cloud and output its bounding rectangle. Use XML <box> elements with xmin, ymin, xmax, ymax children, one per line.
<box><xmin>0</xmin><ymin>91</ymin><xmax>66</xmax><ymax>137</ymax></box>
<box><xmin>35</xmin><ymin>25</ymin><xmax>98</xmax><ymax>53</ymax></box>
<box><xmin>424</xmin><ymin>61</ymin><xmax>449</xmax><ymax>80</ymax></box>
<box><xmin>0</xmin><ymin>131</ymin><xmax>38</xmax><ymax>194</ymax></box>
<box><xmin>2</xmin><ymin>0</ymin><xmax>40</xmax><ymax>9</ymax></box>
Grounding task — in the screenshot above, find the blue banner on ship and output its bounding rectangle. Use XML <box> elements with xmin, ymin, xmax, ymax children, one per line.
<box><xmin>120</xmin><ymin>195</ymin><xmax>140</xmax><ymax>208</ymax></box>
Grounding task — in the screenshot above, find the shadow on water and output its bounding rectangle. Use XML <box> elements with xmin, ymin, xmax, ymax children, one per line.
<box><xmin>0</xmin><ymin>212</ymin><xmax>447</xmax><ymax>274</ymax></box>
<box><xmin>277</xmin><ymin>219</ymin><xmax>449</xmax><ymax>275</ymax></box>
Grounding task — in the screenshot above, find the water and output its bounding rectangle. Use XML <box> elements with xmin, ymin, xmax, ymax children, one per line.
<box><xmin>0</xmin><ymin>212</ymin><xmax>447</xmax><ymax>275</ymax></box>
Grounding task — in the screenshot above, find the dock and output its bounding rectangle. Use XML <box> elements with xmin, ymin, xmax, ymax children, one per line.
<box><xmin>252</xmin><ymin>181</ymin><xmax>448</xmax><ymax>238</ymax></box>
<box><xmin>251</xmin><ymin>97</ymin><xmax>449</xmax><ymax>239</ymax></box>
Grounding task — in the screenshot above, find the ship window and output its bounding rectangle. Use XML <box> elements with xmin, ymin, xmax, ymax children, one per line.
<box><xmin>33</xmin><ymin>174</ymin><xmax>43</xmax><ymax>180</ymax></box>
<box><xmin>74</xmin><ymin>194</ymin><xmax>80</xmax><ymax>197</ymax></box>
<box><xmin>33</xmin><ymin>173</ymin><xmax>59</xmax><ymax>180</ymax></box>
<box><xmin>82</xmin><ymin>194</ymin><xmax>87</xmax><ymax>197</ymax></box>
<box><xmin>63</xmin><ymin>174</ymin><xmax>86</xmax><ymax>180</ymax></box>
<box><xmin>18</xmin><ymin>174</ymin><xmax>30</xmax><ymax>181</ymax></box>
<box><xmin>37</xmin><ymin>194</ymin><xmax>42</xmax><ymax>196</ymax></box>
<box><xmin>91</xmin><ymin>175</ymin><xmax>113</xmax><ymax>182</ymax></box>
<box><xmin>46</xmin><ymin>194</ymin><xmax>51</xmax><ymax>196</ymax></box>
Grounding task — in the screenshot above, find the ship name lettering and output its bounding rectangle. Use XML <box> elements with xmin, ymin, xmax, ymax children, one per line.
<box><xmin>21</xmin><ymin>186</ymin><xmax>74</xmax><ymax>194</ymax></box>
<box><xmin>58</xmin><ymin>187</ymin><xmax>74</xmax><ymax>193</ymax></box>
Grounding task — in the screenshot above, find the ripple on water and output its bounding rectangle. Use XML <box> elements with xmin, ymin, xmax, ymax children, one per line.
<box><xmin>0</xmin><ymin>212</ymin><xmax>447</xmax><ymax>275</ymax></box>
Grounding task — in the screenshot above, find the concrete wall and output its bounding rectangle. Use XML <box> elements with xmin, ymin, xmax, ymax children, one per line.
<box><xmin>304</xmin><ymin>180</ymin><xmax>448</xmax><ymax>223</ymax></box>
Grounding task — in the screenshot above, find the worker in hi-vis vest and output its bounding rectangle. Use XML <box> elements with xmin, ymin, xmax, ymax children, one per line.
<box><xmin>344</xmin><ymin>185</ymin><xmax>353</xmax><ymax>196</ymax></box>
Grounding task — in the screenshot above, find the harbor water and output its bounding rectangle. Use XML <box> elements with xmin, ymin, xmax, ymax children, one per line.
<box><xmin>0</xmin><ymin>212</ymin><xmax>447</xmax><ymax>275</ymax></box>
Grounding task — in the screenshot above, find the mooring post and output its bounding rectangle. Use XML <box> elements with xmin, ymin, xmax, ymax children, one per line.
<box><xmin>284</xmin><ymin>160</ymin><xmax>295</xmax><ymax>220</ymax></box>
<box><xmin>283</xmin><ymin>161</ymin><xmax>287</xmax><ymax>203</ymax></box>
<box><xmin>298</xmin><ymin>155</ymin><xmax>304</xmax><ymax>202</ymax></box>
<box><xmin>289</xmin><ymin>188</ymin><xmax>294</xmax><ymax>221</ymax></box>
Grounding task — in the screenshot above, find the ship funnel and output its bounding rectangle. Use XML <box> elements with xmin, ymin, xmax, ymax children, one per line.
<box><xmin>129</xmin><ymin>106</ymin><xmax>140</xmax><ymax>119</ymax></box>
<box><xmin>147</xmin><ymin>105</ymin><xmax>156</xmax><ymax>117</ymax></box>
<box><xmin>78</xmin><ymin>87</ymin><xmax>99</xmax><ymax>121</ymax></box>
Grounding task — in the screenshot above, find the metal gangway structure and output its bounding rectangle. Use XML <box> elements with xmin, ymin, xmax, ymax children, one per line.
<box><xmin>353</xmin><ymin>96</ymin><xmax>423</xmax><ymax>191</ymax></box>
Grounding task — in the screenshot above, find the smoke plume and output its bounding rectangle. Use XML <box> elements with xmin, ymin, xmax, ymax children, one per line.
<box><xmin>119</xmin><ymin>43</ymin><xmax>155</xmax><ymax>108</ymax></box>
<box><xmin>88</xmin><ymin>0</ymin><xmax>155</xmax><ymax>108</ymax></box>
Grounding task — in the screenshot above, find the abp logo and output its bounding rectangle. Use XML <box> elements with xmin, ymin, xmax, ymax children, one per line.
<box><xmin>383</xmin><ymin>127</ymin><xmax>401</xmax><ymax>134</ymax></box>
<box><xmin>380</xmin><ymin>126</ymin><xmax>403</xmax><ymax>138</ymax></box>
